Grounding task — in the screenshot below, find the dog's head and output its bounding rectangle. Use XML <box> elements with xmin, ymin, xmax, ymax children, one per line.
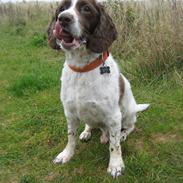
<box><xmin>47</xmin><ymin>0</ymin><xmax>117</xmax><ymax>53</ymax></box>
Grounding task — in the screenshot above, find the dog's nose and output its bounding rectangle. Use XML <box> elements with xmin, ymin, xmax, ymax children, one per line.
<box><xmin>58</xmin><ymin>13</ymin><xmax>73</xmax><ymax>27</ymax></box>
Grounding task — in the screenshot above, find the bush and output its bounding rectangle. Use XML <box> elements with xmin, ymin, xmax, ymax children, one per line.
<box><xmin>31</xmin><ymin>32</ymin><xmax>47</xmax><ymax>47</ymax></box>
<box><xmin>20</xmin><ymin>175</ymin><xmax>36</xmax><ymax>183</ymax></box>
<box><xmin>107</xmin><ymin>0</ymin><xmax>183</xmax><ymax>82</ymax></box>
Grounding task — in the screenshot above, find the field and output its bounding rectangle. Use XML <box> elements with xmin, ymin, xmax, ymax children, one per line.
<box><xmin>0</xmin><ymin>0</ymin><xmax>183</xmax><ymax>183</ymax></box>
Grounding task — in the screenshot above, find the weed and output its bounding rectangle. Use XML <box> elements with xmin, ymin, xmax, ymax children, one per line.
<box><xmin>20</xmin><ymin>175</ymin><xmax>36</xmax><ymax>183</ymax></box>
<box><xmin>31</xmin><ymin>32</ymin><xmax>47</xmax><ymax>47</ymax></box>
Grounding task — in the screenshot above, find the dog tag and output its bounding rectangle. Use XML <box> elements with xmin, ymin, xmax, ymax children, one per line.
<box><xmin>100</xmin><ymin>66</ymin><xmax>110</xmax><ymax>74</ymax></box>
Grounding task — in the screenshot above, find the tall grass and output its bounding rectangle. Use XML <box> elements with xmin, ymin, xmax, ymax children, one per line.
<box><xmin>107</xmin><ymin>0</ymin><xmax>183</xmax><ymax>83</ymax></box>
<box><xmin>0</xmin><ymin>0</ymin><xmax>182</xmax><ymax>84</ymax></box>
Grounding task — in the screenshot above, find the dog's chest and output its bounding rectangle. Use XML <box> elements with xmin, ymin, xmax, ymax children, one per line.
<box><xmin>61</xmin><ymin>61</ymin><xmax>120</xmax><ymax>124</ymax></box>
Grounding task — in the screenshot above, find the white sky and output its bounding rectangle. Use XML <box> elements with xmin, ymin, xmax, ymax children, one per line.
<box><xmin>0</xmin><ymin>0</ymin><xmax>58</xmax><ymax>2</ymax></box>
<box><xmin>2</xmin><ymin>0</ymin><xmax>182</xmax><ymax>4</ymax></box>
<box><xmin>0</xmin><ymin>0</ymin><xmax>149</xmax><ymax>2</ymax></box>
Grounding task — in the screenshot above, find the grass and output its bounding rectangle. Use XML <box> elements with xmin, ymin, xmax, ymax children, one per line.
<box><xmin>0</xmin><ymin>1</ymin><xmax>183</xmax><ymax>183</ymax></box>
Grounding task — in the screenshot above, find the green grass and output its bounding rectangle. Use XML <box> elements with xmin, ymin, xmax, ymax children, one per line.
<box><xmin>0</xmin><ymin>8</ymin><xmax>183</xmax><ymax>183</ymax></box>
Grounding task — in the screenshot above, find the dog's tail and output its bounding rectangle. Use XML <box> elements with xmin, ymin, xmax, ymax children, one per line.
<box><xmin>136</xmin><ymin>104</ymin><xmax>150</xmax><ymax>113</ymax></box>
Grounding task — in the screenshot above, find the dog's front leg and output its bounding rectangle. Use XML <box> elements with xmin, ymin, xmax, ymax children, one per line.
<box><xmin>107</xmin><ymin>114</ymin><xmax>125</xmax><ymax>178</ymax></box>
<box><xmin>53</xmin><ymin>118</ymin><xmax>79</xmax><ymax>164</ymax></box>
<box><xmin>79</xmin><ymin>124</ymin><xmax>92</xmax><ymax>142</ymax></box>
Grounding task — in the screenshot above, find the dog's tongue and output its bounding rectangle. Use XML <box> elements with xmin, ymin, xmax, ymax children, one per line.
<box><xmin>53</xmin><ymin>20</ymin><xmax>81</xmax><ymax>49</ymax></box>
<box><xmin>53</xmin><ymin>20</ymin><xmax>63</xmax><ymax>40</ymax></box>
<box><xmin>53</xmin><ymin>20</ymin><xmax>73</xmax><ymax>43</ymax></box>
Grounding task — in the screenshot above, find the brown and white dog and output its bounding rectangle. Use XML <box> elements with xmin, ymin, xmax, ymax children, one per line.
<box><xmin>47</xmin><ymin>0</ymin><xmax>149</xmax><ymax>178</ymax></box>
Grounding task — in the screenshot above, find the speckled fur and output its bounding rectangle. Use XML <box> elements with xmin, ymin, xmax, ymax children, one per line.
<box><xmin>50</xmin><ymin>0</ymin><xmax>150</xmax><ymax>178</ymax></box>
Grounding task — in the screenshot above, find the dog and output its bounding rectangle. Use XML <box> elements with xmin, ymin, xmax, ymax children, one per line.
<box><xmin>47</xmin><ymin>0</ymin><xmax>149</xmax><ymax>178</ymax></box>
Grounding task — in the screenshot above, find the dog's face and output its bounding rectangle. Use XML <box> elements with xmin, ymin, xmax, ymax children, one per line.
<box><xmin>47</xmin><ymin>0</ymin><xmax>117</xmax><ymax>53</ymax></box>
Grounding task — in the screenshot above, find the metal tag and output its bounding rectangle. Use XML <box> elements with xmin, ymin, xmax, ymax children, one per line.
<box><xmin>100</xmin><ymin>66</ymin><xmax>110</xmax><ymax>74</ymax></box>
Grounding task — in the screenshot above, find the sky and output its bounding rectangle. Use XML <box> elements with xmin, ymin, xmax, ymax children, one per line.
<box><xmin>0</xmin><ymin>0</ymin><xmax>58</xmax><ymax>2</ymax></box>
<box><xmin>0</xmin><ymin>0</ymin><xmax>149</xmax><ymax>2</ymax></box>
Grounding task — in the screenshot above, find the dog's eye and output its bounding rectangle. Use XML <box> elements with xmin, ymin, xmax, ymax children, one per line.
<box><xmin>81</xmin><ymin>5</ymin><xmax>91</xmax><ymax>13</ymax></box>
<box><xmin>60</xmin><ymin>6</ymin><xmax>67</xmax><ymax>12</ymax></box>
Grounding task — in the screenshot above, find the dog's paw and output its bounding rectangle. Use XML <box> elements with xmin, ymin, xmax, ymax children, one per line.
<box><xmin>53</xmin><ymin>150</ymin><xmax>73</xmax><ymax>164</ymax></box>
<box><xmin>100</xmin><ymin>134</ymin><xmax>109</xmax><ymax>144</ymax></box>
<box><xmin>79</xmin><ymin>131</ymin><xmax>91</xmax><ymax>142</ymax></box>
<box><xmin>107</xmin><ymin>162</ymin><xmax>125</xmax><ymax>178</ymax></box>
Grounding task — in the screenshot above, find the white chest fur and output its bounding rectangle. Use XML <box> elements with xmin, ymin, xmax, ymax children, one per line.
<box><xmin>60</xmin><ymin>54</ymin><xmax>121</xmax><ymax>127</ymax></box>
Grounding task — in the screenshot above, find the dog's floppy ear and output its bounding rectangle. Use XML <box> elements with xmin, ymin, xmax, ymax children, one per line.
<box><xmin>87</xmin><ymin>5</ymin><xmax>117</xmax><ymax>53</ymax></box>
<box><xmin>47</xmin><ymin>7</ymin><xmax>61</xmax><ymax>50</ymax></box>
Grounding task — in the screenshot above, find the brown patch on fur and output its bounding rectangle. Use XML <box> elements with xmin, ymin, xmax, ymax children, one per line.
<box><xmin>76</xmin><ymin>0</ymin><xmax>100</xmax><ymax>35</ymax></box>
<box><xmin>87</xmin><ymin>4</ymin><xmax>117</xmax><ymax>53</ymax></box>
<box><xmin>76</xmin><ymin>0</ymin><xmax>116</xmax><ymax>53</ymax></box>
<box><xmin>47</xmin><ymin>17</ymin><xmax>61</xmax><ymax>50</ymax></box>
<box><xmin>119</xmin><ymin>74</ymin><xmax>125</xmax><ymax>103</ymax></box>
<box><xmin>55</xmin><ymin>0</ymin><xmax>72</xmax><ymax>18</ymax></box>
<box><xmin>47</xmin><ymin>0</ymin><xmax>117</xmax><ymax>52</ymax></box>
<box><xmin>47</xmin><ymin>0</ymin><xmax>71</xmax><ymax>50</ymax></box>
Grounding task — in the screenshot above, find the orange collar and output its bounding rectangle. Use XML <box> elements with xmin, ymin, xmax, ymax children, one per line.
<box><xmin>68</xmin><ymin>51</ymin><xmax>109</xmax><ymax>73</ymax></box>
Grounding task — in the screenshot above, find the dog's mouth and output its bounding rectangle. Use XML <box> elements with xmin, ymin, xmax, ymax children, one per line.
<box><xmin>53</xmin><ymin>20</ymin><xmax>85</xmax><ymax>50</ymax></box>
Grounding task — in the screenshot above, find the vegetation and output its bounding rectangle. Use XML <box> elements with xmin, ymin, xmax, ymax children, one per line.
<box><xmin>0</xmin><ymin>0</ymin><xmax>182</xmax><ymax>182</ymax></box>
